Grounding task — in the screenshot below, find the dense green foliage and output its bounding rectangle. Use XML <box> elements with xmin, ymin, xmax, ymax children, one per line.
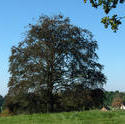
<box><xmin>5</xmin><ymin>88</ymin><xmax>105</xmax><ymax>114</ymax></box>
<box><xmin>1</xmin><ymin>110</ymin><xmax>125</xmax><ymax>124</ymax></box>
<box><xmin>0</xmin><ymin>95</ymin><xmax>4</xmax><ymax>112</ymax></box>
<box><xmin>0</xmin><ymin>96</ymin><xmax>4</xmax><ymax>107</ymax></box>
<box><xmin>104</xmin><ymin>90</ymin><xmax>125</xmax><ymax>107</ymax></box>
<box><xmin>6</xmin><ymin>15</ymin><xmax>106</xmax><ymax>114</ymax></box>
<box><xmin>84</xmin><ymin>0</ymin><xmax>125</xmax><ymax>32</ymax></box>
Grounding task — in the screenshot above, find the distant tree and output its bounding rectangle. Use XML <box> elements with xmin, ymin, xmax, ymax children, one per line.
<box><xmin>112</xmin><ymin>97</ymin><xmax>123</xmax><ymax>108</ymax></box>
<box><xmin>84</xmin><ymin>0</ymin><xmax>125</xmax><ymax>32</ymax></box>
<box><xmin>103</xmin><ymin>91</ymin><xmax>125</xmax><ymax>107</ymax></box>
<box><xmin>104</xmin><ymin>91</ymin><xmax>115</xmax><ymax>106</ymax></box>
<box><xmin>7</xmin><ymin>14</ymin><xmax>106</xmax><ymax>114</ymax></box>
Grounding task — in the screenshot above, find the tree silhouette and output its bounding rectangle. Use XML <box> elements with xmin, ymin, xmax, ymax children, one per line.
<box><xmin>7</xmin><ymin>15</ymin><xmax>106</xmax><ymax>113</ymax></box>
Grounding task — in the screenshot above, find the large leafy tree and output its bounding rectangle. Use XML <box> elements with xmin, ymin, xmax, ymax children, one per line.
<box><xmin>7</xmin><ymin>15</ymin><xmax>106</xmax><ymax>113</ymax></box>
<box><xmin>84</xmin><ymin>0</ymin><xmax>125</xmax><ymax>32</ymax></box>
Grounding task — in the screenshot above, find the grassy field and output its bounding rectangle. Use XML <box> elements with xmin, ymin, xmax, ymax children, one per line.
<box><xmin>0</xmin><ymin>110</ymin><xmax>125</xmax><ymax>124</ymax></box>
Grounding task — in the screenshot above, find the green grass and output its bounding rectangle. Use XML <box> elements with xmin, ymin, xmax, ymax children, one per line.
<box><xmin>0</xmin><ymin>110</ymin><xmax>125</xmax><ymax>124</ymax></box>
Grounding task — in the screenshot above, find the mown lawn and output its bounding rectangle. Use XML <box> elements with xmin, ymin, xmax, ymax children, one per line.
<box><xmin>0</xmin><ymin>110</ymin><xmax>125</xmax><ymax>124</ymax></box>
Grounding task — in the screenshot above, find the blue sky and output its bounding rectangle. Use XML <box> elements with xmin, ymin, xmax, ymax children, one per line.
<box><xmin>0</xmin><ymin>0</ymin><xmax>125</xmax><ymax>96</ymax></box>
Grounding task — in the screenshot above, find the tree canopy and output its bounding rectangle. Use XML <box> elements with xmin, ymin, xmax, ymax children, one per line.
<box><xmin>6</xmin><ymin>14</ymin><xmax>106</xmax><ymax>114</ymax></box>
<box><xmin>84</xmin><ymin>0</ymin><xmax>125</xmax><ymax>32</ymax></box>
